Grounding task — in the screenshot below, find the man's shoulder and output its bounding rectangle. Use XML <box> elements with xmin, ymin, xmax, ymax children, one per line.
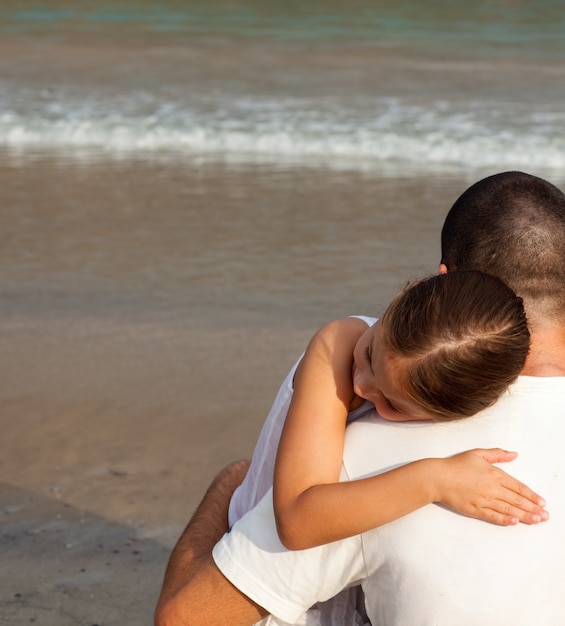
<box><xmin>342</xmin><ymin>374</ymin><xmax>565</xmax><ymax>480</ymax></box>
<box><xmin>349</xmin><ymin>376</ymin><xmax>565</xmax><ymax>624</ymax></box>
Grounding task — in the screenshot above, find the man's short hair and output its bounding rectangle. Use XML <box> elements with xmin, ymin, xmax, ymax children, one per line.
<box><xmin>441</xmin><ymin>171</ymin><xmax>565</xmax><ymax>320</ymax></box>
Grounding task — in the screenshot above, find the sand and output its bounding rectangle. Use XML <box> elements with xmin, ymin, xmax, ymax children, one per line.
<box><xmin>0</xmin><ymin>303</ymin><xmax>308</xmax><ymax>625</ymax></box>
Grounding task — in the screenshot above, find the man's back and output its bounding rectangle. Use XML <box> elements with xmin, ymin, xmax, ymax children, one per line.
<box><xmin>157</xmin><ymin>171</ymin><xmax>565</xmax><ymax>626</ymax></box>
<box><xmin>212</xmin><ymin>374</ymin><xmax>564</xmax><ymax>625</ymax></box>
<box><xmin>345</xmin><ymin>375</ymin><xmax>565</xmax><ymax>625</ymax></box>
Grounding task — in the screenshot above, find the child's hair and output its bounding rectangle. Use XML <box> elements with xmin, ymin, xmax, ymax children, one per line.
<box><xmin>379</xmin><ymin>270</ymin><xmax>530</xmax><ymax>421</ymax></box>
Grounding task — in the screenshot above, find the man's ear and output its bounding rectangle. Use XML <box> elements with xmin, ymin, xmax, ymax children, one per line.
<box><xmin>439</xmin><ymin>263</ymin><xmax>448</xmax><ymax>275</ymax></box>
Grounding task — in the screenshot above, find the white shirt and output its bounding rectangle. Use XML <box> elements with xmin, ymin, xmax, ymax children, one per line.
<box><xmin>213</xmin><ymin>375</ymin><xmax>565</xmax><ymax>625</ymax></box>
<box><xmin>229</xmin><ymin>316</ymin><xmax>377</xmax><ymax>528</ymax></box>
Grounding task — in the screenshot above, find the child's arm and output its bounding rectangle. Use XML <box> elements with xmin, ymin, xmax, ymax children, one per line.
<box><xmin>273</xmin><ymin>316</ymin><xmax>368</xmax><ymax>548</ymax></box>
<box><xmin>273</xmin><ymin>319</ymin><xmax>547</xmax><ymax>551</ymax></box>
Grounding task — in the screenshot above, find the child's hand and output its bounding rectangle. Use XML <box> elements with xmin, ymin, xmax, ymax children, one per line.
<box><xmin>437</xmin><ymin>448</ymin><xmax>549</xmax><ymax>526</ymax></box>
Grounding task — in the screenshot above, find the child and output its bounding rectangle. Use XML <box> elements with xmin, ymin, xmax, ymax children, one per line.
<box><xmin>228</xmin><ymin>270</ymin><xmax>548</xmax><ymax>550</ymax></box>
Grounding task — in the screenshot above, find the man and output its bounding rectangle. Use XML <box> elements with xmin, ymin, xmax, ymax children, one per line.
<box><xmin>155</xmin><ymin>171</ymin><xmax>565</xmax><ymax>625</ymax></box>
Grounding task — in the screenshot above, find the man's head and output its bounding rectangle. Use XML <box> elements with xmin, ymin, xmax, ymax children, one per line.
<box><xmin>441</xmin><ymin>171</ymin><xmax>565</xmax><ymax>323</ymax></box>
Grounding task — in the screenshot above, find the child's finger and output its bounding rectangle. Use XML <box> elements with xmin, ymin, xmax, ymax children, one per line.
<box><xmin>498</xmin><ymin>487</ymin><xmax>550</xmax><ymax>521</ymax></box>
<box><xmin>481</xmin><ymin>509</ymin><xmax>519</xmax><ymax>526</ymax></box>
<box><xmin>472</xmin><ymin>447</ymin><xmax>518</xmax><ymax>464</ymax></box>
<box><xmin>486</xmin><ymin>499</ymin><xmax>549</xmax><ymax>525</ymax></box>
<box><xmin>501</xmin><ymin>476</ymin><xmax>547</xmax><ymax>508</ymax></box>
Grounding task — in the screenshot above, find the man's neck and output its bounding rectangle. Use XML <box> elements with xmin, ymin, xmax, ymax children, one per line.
<box><xmin>522</xmin><ymin>321</ymin><xmax>565</xmax><ymax>376</ymax></box>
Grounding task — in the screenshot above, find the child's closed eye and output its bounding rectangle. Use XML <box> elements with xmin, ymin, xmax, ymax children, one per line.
<box><xmin>384</xmin><ymin>397</ymin><xmax>399</xmax><ymax>412</ymax></box>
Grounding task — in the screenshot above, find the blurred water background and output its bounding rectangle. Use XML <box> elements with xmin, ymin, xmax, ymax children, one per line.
<box><xmin>2</xmin><ymin>1</ymin><xmax>565</xmax><ymax>170</ymax></box>
<box><xmin>2</xmin><ymin>0</ymin><xmax>565</xmax><ymax>322</ymax></box>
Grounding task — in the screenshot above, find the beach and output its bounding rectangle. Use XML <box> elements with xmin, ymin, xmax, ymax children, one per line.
<box><xmin>1</xmin><ymin>2</ymin><xmax>565</xmax><ymax>624</ymax></box>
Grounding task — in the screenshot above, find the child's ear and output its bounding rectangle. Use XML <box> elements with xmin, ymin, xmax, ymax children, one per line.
<box><xmin>438</xmin><ymin>263</ymin><xmax>448</xmax><ymax>275</ymax></box>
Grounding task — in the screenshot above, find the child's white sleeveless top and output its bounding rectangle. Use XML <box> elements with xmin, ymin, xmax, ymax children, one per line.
<box><xmin>228</xmin><ymin>316</ymin><xmax>377</xmax><ymax>526</ymax></box>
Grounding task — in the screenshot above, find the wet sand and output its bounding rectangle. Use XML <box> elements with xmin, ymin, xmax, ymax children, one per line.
<box><xmin>0</xmin><ymin>154</ymin><xmax>510</xmax><ymax>624</ymax></box>
<box><xmin>0</xmin><ymin>294</ymin><xmax>309</xmax><ymax>625</ymax></box>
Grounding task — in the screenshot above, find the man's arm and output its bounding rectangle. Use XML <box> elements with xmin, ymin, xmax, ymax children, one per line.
<box><xmin>154</xmin><ymin>460</ymin><xmax>268</xmax><ymax>626</ymax></box>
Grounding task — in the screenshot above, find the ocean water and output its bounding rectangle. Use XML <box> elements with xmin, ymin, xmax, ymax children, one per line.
<box><xmin>1</xmin><ymin>0</ymin><xmax>565</xmax><ymax>172</ymax></box>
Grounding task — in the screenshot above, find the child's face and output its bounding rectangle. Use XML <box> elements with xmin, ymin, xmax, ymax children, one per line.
<box><xmin>352</xmin><ymin>321</ymin><xmax>433</xmax><ymax>422</ymax></box>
